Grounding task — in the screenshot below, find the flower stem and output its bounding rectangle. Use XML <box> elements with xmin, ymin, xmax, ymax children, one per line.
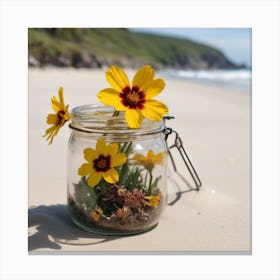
<box><xmin>144</xmin><ymin>171</ymin><xmax>148</xmax><ymax>189</ymax></box>
<box><xmin>112</xmin><ymin>110</ymin><xmax>119</xmax><ymax>117</ymax></box>
<box><xmin>119</xmin><ymin>142</ymin><xmax>132</xmax><ymax>184</ymax></box>
<box><xmin>147</xmin><ymin>170</ymin><xmax>153</xmax><ymax>195</ymax></box>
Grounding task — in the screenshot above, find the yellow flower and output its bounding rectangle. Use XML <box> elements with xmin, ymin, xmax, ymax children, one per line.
<box><xmin>97</xmin><ymin>65</ymin><xmax>168</xmax><ymax>128</ymax></box>
<box><xmin>43</xmin><ymin>87</ymin><xmax>70</xmax><ymax>144</ymax></box>
<box><xmin>134</xmin><ymin>150</ymin><xmax>165</xmax><ymax>172</ymax></box>
<box><xmin>145</xmin><ymin>195</ymin><xmax>161</xmax><ymax>208</ymax></box>
<box><xmin>91</xmin><ymin>207</ymin><xmax>103</xmax><ymax>221</ymax></box>
<box><xmin>78</xmin><ymin>139</ymin><xmax>127</xmax><ymax>187</ymax></box>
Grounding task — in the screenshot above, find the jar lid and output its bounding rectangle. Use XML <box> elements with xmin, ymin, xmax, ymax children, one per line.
<box><xmin>69</xmin><ymin>104</ymin><xmax>164</xmax><ymax>136</ymax></box>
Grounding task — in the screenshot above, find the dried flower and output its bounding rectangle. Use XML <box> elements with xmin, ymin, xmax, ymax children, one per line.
<box><xmin>116</xmin><ymin>208</ymin><xmax>124</xmax><ymax>218</ymax></box>
<box><xmin>116</xmin><ymin>207</ymin><xmax>131</xmax><ymax>219</ymax></box>
<box><xmin>123</xmin><ymin>188</ymin><xmax>145</xmax><ymax>209</ymax></box>
<box><xmin>103</xmin><ymin>184</ymin><xmax>125</xmax><ymax>205</ymax></box>
<box><xmin>91</xmin><ymin>207</ymin><xmax>103</xmax><ymax>221</ymax></box>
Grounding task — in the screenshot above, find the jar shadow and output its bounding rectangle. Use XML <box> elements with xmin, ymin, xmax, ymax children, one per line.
<box><xmin>29</xmin><ymin>170</ymin><xmax>199</xmax><ymax>252</ymax></box>
<box><xmin>28</xmin><ymin>204</ymin><xmax>125</xmax><ymax>251</ymax></box>
<box><xmin>167</xmin><ymin>171</ymin><xmax>199</xmax><ymax>206</ymax></box>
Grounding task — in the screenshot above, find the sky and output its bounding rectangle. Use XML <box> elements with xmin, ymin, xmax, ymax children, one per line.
<box><xmin>130</xmin><ymin>28</ymin><xmax>251</xmax><ymax>68</ymax></box>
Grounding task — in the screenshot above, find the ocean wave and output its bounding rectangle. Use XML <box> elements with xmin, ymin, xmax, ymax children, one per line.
<box><xmin>159</xmin><ymin>69</ymin><xmax>252</xmax><ymax>93</ymax></box>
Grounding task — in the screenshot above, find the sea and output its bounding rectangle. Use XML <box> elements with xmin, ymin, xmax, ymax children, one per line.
<box><xmin>158</xmin><ymin>69</ymin><xmax>252</xmax><ymax>94</ymax></box>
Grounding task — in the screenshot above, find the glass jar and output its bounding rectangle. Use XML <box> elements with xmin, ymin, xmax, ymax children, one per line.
<box><xmin>67</xmin><ymin>104</ymin><xmax>168</xmax><ymax>235</ymax></box>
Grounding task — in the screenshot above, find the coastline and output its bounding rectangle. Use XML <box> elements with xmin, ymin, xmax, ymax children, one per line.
<box><xmin>158</xmin><ymin>68</ymin><xmax>251</xmax><ymax>94</ymax></box>
<box><xmin>28</xmin><ymin>68</ymin><xmax>251</xmax><ymax>252</ymax></box>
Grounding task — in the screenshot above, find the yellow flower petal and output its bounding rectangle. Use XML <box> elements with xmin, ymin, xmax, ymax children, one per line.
<box><xmin>111</xmin><ymin>153</ymin><xmax>127</xmax><ymax>167</ymax></box>
<box><xmin>87</xmin><ymin>172</ymin><xmax>102</xmax><ymax>187</ymax></box>
<box><xmin>49</xmin><ymin>124</ymin><xmax>62</xmax><ymax>139</ymax></box>
<box><xmin>103</xmin><ymin>168</ymin><xmax>119</xmax><ymax>184</ymax></box>
<box><xmin>91</xmin><ymin>208</ymin><xmax>103</xmax><ymax>221</ymax></box>
<box><xmin>46</xmin><ymin>123</ymin><xmax>60</xmax><ymax>137</ymax></box>
<box><xmin>51</xmin><ymin>97</ymin><xmax>63</xmax><ymax>113</ymax></box>
<box><xmin>78</xmin><ymin>163</ymin><xmax>92</xmax><ymax>176</ymax></box>
<box><xmin>84</xmin><ymin>148</ymin><xmax>97</xmax><ymax>162</ymax></box>
<box><xmin>145</xmin><ymin>195</ymin><xmax>160</xmax><ymax>208</ymax></box>
<box><xmin>64</xmin><ymin>106</ymin><xmax>71</xmax><ymax>121</ymax></box>
<box><xmin>155</xmin><ymin>153</ymin><xmax>164</xmax><ymax>165</ymax></box>
<box><xmin>125</xmin><ymin>109</ymin><xmax>143</xmax><ymax>128</ymax></box>
<box><xmin>134</xmin><ymin>150</ymin><xmax>165</xmax><ymax>172</ymax></box>
<box><xmin>58</xmin><ymin>87</ymin><xmax>65</xmax><ymax>107</ymax></box>
<box><xmin>95</xmin><ymin>139</ymin><xmax>107</xmax><ymax>154</ymax></box>
<box><xmin>107</xmin><ymin>142</ymin><xmax>119</xmax><ymax>155</ymax></box>
<box><xmin>97</xmin><ymin>88</ymin><xmax>126</xmax><ymax>111</ymax></box>
<box><xmin>134</xmin><ymin>154</ymin><xmax>145</xmax><ymax>163</ymax></box>
<box><xmin>106</xmin><ymin>65</ymin><xmax>130</xmax><ymax>92</ymax></box>
<box><xmin>46</xmin><ymin>114</ymin><xmax>58</xmax><ymax>125</ymax></box>
<box><xmin>142</xmin><ymin>78</ymin><xmax>165</xmax><ymax>99</ymax></box>
<box><xmin>44</xmin><ymin>124</ymin><xmax>61</xmax><ymax>145</ymax></box>
<box><xmin>44</xmin><ymin>125</ymin><xmax>56</xmax><ymax>136</ymax></box>
<box><xmin>147</xmin><ymin>150</ymin><xmax>154</xmax><ymax>159</ymax></box>
<box><xmin>132</xmin><ymin>65</ymin><xmax>155</xmax><ymax>90</ymax></box>
<box><xmin>142</xmin><ymin>99</ymin><xmax>168</xmax><ymax>121</ymax></box>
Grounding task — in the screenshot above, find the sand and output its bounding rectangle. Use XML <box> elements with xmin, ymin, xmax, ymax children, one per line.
<box><xmin>28</xmin><ymin>67</ymin><xmax>251</xmax><ymax>253</ymax></box>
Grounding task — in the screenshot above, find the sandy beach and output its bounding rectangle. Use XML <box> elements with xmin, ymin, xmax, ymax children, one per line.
<box><xmin>28</xmin><ymin>67</ymin><xmax>251</xmax><ymax>253</ymax></box>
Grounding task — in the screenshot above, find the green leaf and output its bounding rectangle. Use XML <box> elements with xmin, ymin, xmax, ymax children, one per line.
<box><xmin>73</xmin><ymin>177</ymin><xmax>97</xmax><ymax>210</ymax></box>
<box><xmin>150</xmin><ymin>176</ymin><xmax>161</xmax><ymax>195</ymax></box>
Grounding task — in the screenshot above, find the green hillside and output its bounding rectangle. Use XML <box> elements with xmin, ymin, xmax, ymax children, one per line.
<box><xmin>28</xmin><ymin>28</ymin><xmax>241</xmax><ymax>69</ymax></box>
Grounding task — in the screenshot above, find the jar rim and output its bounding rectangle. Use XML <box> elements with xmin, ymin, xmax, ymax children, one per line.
<box><xmin>70</xmin><ymin>104</ymin><xmax>164</xmax><ymax>136</ymax></box>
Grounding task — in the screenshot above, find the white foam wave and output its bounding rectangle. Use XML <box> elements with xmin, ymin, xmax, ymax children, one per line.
<box><xmin>164</xmin><ymin>69</ymin><xmax>251</xmax><ymax>80</ymax></box>
<box><xmin>159</xmin><ymin>69</ymin><xmax>251</xmax><ymax>93</ymax></box>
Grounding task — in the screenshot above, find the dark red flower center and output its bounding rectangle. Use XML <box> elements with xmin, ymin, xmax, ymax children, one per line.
<box><xmin>120</xmin><ymin>86</ymin><xmax>145</xmax><ymax>109</ymax></box>
<box><xmin>93</xmin><ymin>155</ymin><xmax>111</xmax><ymax>172</ymax></box>
<box><xmin>57</xmin><ymin>110</ymin><xmax>66</xmax><ymax>125</ymax></box>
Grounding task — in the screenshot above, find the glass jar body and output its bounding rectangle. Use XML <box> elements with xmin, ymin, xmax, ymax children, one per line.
<box><xmin>67</xmin><ymin>105</ymin><xmax>167</xmax><ymax>235</ymax></box>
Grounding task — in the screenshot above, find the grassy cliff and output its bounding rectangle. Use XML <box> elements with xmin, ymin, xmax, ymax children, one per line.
<box><xmin>28</xmin><ymin>28</ymin><xmax>240</xmax><ymax>69</ymax></box>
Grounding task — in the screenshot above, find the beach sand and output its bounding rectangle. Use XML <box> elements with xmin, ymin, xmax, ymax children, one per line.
<box><xmin>28</xmin><ymin>68</ymin><xmax>251</xmax><ymax>253</ymax></box>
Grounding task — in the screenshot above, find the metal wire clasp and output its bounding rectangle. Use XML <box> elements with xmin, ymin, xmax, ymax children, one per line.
<box><xmin>163</xmin><ymin>116</ymin><xmax>202</xmax><ymax>191</ymax></box>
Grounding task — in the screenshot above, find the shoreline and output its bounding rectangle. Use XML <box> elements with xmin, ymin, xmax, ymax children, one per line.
<box><xmin>28</xmin><ymin>66</ymin><xmax>251</xmax><ymax>95</ymax></box>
